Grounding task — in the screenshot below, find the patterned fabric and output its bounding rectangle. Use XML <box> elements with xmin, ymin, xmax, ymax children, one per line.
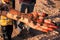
<box><xmin>0</xmin><ymin>15</ymin><xmax>13</xmax><ymax>26</ymax></box>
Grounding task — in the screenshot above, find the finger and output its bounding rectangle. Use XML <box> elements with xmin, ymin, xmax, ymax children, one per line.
<box><xmin>41</xmin><ymin>26</ymin><xmax>53</xmax><ymax>31</ymax></box>
<box><xmin>48</xmin><ymin>25</ymin><xmax>57</xmax><ymax>29</ymax></box>
<box><xmin>36</xmin><ymin>26</ymin><xmax>48</xmax><ymax>32</ymax></box>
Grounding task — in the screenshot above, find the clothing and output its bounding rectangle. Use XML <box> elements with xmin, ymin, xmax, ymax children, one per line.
<box><xmin>11</xmin><ymin>0</ymin><xmax>15</xmax><ymax>9</ymax></box>
<box><xmin>0</xmin><ymin>15</ymin><xmax>13</xmax><ymax>40</ymax></box>
<box><xmin>1</xmin><ymin>4</ymin><xmax>9</xmax><ymax>11</ymax></box>
<box><xmin>0</xmin><ymin>15</ymin><xmax>13</xmax><ymax>26</ymax></box>
<box><xmin>22</xmin><ymin>0</ymin><xmax>32</xmax><ymax>3</ymax></box>
<box><xmin>2</xmin><ymin>25</ymin><xmax>13</xmax><ymax>40</ymax></box>
<box><xmin>21</xmin><ymin>3</ymin><xmax>35</xmax><ymax>13</ymax></box>
<box><xmin>18</xmin><ymin>22</ymin><xmax>25</xmax><ymax>29</ymax></box>
<box><xmin>0</xmin><ymin>1</ymin><xmax>13</xmax><ymax>39</ymax></box>
<box><xmin>20</xmin><ymin>0</ymin><xmax>36</xmax><ymax>13</ymax></box>
<box><xmin>11</xmin><ymin>0</ymin><xmax>17</xmax><ymax>28</ymax></box>
<box><xmin>0</xmin><ymin>0</ymin><xmax>12</xmax><ymax>26</ymax></box>
<box><xmin>13</xmin><ymin>20</ymin><xmax>17</xmax><ymax>28</ymax></box>
<box><xmin>19</xmin><ymin>0</ymin><xmax>36</xmax><ymax>31</ymax></box>
<box><xmin>0</xmin><ymin>0</ymin><xmax>5</xmax><ymax>12</ymax></box>
<box><xmin>0</xmin><ymin>1</ymin><xmax>9</xmax><ymax>13</ymax></box>
<box><xmin>20</xmin><ymin>0</ymin><xmax>36</xmax><ymax>4</ymax></box>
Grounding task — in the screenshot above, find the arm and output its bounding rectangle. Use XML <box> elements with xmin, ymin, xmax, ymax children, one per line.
<box><xmin>2</xmin><ymin>9</ymin><xmax>57</xmax><ymax>33</ymax></box>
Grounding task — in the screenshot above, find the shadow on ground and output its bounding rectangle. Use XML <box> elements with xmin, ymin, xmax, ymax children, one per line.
<box><xmin>12</xmin><ymin>22</ymin><xmax>60</xmax><ymax>40</ymax></box>
<box><xmin>12</xmin><ymin>28</ymin><xmax>47</xmax><ymax>40</ymax></box>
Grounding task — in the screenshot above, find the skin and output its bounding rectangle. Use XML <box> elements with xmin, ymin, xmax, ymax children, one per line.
<box><xmin>1</xmin><ymin>8</ymin><xmax>57</xmax><ymax>32</ymax></box>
